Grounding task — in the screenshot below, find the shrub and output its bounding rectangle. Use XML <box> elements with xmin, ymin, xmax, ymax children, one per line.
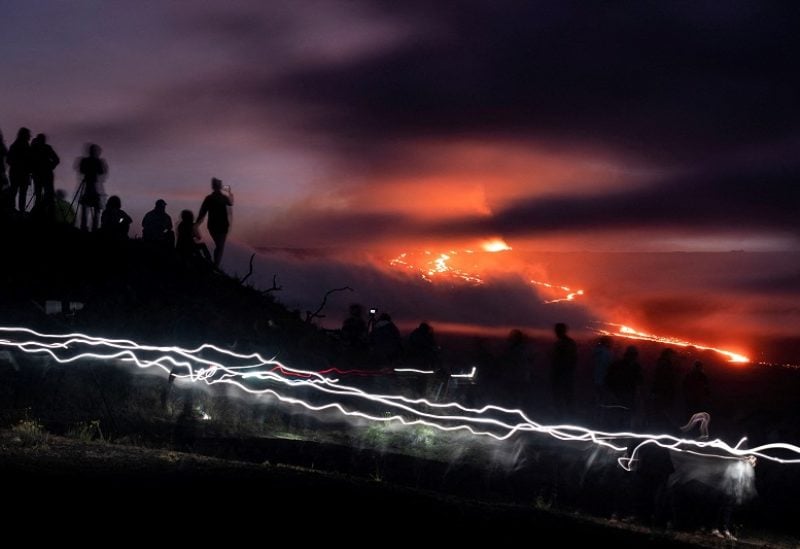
<box><xmin>12</xmin><ymin>418</ymin><xmax>49</xmax><ymax>447</ymax></box>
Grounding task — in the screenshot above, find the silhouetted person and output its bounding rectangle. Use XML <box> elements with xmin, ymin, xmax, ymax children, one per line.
<box><xmin>53</xmin><ymin>189</ymin><xmax>75</xmax><ymax>225</ymax></box>
<box><xmin>592</xmin><ymin>335</ymin><xmax>613</xmax><ymax>406</ymax></box>
<box><xmin>551</xmin><ymin>322</ymin><xmax>577</xmax><ymax>419</ymax></box>
<box><xmin>340</xmin><ymin>304</ymin><xmax>368</xmax><ymax>365</ymax></box>
<box><xmin>369</xmin><ymin>312</ymin><xmax>402</xmax><ymax>367</ymax></box>
<box><xmin>76</xmin><ymin>143</ymin><xmax>107</xmax><ymax>231</ymax></box>
<box><xmin>407</xmin><ymin>322</ymin><xmax>440</xmax><ymax>370</ymax></box>
<box><xmin>712</xmin><ymin>455</ymin><xmax>756</xmax><ymax>540</ymax></box>
<box><xmin>652</xmin><ymin>348</ymin><xmax>678</xmax><ymax>417</ymax></box>
<box><xmin>100</xmin><ymin>195</ymin><xmax>132</xmax><ymax>239</ymax></box>
<box><xmin>683</xmin><ymin>360</ymin><xmax>710</xmax><ymax>417</ymax></box>
<box><xmin>497</xmin><ymin>328</ymin><xmax>533</xmax><ymax>408</ymax></box>
<box><xmin>142</xmin><ymin>198</ymin><xmax>174</xmax><ymax>248</ymax></box>
<box><xmin>196</xmin><ymin>177</ymin><xmax>233</xmax><ymax>267</ymax></box>
<box><xmin>30</xmin><ymin>133</ymin><xmax>59</xmax><ymax>207</ymax></box>
<box><xmin>605</xmin><ymin>345</ymin><xmax>644</xmax><ymax>430</ymax></box>
<box><xmin>632</xmin><ymin>441</ymin><xmax>675</xmax><ymax>527</ymax></box>
<box><xmin>176</xmin><ymin>209</ymin><xmax>211</xmax><ymax>262</ymax></box>
<box><xmin>7</xmin><ymin>127</ymin><xmax>32</xmax><ymax>212</ymax></box>
<box><xmin>0</xmin><ymin>130</ymin><xmax>10</xmax><ymax>212</ymax></box>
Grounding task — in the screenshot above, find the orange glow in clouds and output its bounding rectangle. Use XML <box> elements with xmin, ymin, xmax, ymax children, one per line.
<box><xmin>482</xmin><ymin>238</ymin><xmax>513</xmax><ymax>252</ymax></box>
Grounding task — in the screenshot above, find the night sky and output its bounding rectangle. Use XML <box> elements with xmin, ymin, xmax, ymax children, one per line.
<box><xmin>3</xmin><ymin>1</ymin><xmax>798</xmax><ymax>359</ymax></box>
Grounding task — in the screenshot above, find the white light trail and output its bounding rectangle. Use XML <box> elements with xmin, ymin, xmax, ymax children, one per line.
<box><xmin>394</xmin><ymin>368</ymin><xmax>435</xmax><ymax>375</ymax></box>
<box><xmin>1</xmin><ymin>326</ymin><xmax>798</xmax><ymax>471</ymax></box>
<box><xmin>450</xmin><ymin>366</ymin><xmax>477</xmax><ymax>379</ymax></box>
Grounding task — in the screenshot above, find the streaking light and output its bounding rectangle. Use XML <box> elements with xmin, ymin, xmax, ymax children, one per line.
<box><xmin>0</xmin><ymin>326</ymin><xmax>796</xmax><ymax>473</ymax></box>
<box><xmin>394</xmin><ymin>367</ymin><xmax>435</xmax><ymax>375</ymax></box>
<box><xmin>450</xmin><ymin>366</ymin><xmax>477</xmax><ymax>379</ymax></box>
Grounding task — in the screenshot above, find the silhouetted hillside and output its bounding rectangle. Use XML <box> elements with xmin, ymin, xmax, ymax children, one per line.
<box><xmin>0</xmin><ymin>215</ymin><xmax>332</xmax><ymax>366</ymax></box>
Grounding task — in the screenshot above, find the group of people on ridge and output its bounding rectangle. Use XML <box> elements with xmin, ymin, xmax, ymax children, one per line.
<box><xmin>0</xmin><ymin>127</ymin><xmax>234</xmax><ymax>266</ymax></box>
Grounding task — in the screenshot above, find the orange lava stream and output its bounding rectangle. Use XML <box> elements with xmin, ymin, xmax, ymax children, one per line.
<box><xmin>596</xmin><ymin>323</ymin><xmax>750</xmax><ymax>364</ymax></box>
<box><xmin>387</xmin><ymin>248</ymin><xmax>750</xmax><ymax>364</ymax></box>
<box><xmin>530</xmin><ymin>280</ymin><xmax>585</xmax><ymax>303</ymax></box>
<box><xmin>388</xmin><ymin>251</ymin><xmax>484</xmax><ymax>284</ymax></box>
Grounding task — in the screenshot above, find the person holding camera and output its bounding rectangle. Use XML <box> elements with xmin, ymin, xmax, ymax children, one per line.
<box><xmin>196</xmin><ymin>177</ymin><xmax>233</xmax><ymax>267</ymax></box>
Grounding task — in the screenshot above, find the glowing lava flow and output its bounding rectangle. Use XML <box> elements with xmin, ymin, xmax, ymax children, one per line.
<box><xmin>1</xmin><ymin>326</ymin><xmax>797</xmax><ymax>471</ymax></box>
<box><xmin>596</xmin><ymin>323</ymin><xmax>750</xmax><ymax>363</ymax></box>
<box><xmin>389</xmin><ymin>251</ymin><xmax>483</xmax><ymax>284</ymax></box>
<box><xmin>530</xmin><ymin>280</ymin><xmax>585</xmax><ymax>304</ymax></box>
<box><xmin>387</xmin><ymin>248</ymin><xmax>586</xmax><ymax>305</ymax></box>
<box><xmin>388</xmin><ymin>248</ymin><xmax>753</xmax><ymax>365</ymax></box>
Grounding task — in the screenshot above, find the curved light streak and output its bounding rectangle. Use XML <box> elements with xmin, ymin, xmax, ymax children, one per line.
<box><xmin>0</xmin><ymin>326</ymin><xmax>797</xmax><ymax>471</ymax></box>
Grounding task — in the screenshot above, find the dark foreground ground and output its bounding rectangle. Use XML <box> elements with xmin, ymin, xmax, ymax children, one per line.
<box><xmin>2</xmin><ymin>431</ymin><xmax>796</xmax><ymax>547</ymax></box>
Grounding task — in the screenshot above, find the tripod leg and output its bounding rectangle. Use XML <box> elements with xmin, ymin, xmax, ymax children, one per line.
<box><xmin>71</xmin><ymin>181</ymin><xmax>85</xmax><ymax>229</ymax></box>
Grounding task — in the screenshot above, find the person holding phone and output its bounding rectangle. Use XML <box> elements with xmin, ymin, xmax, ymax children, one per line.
<box><xmin>196</xmin><ymin>177</ymin><xmax>233</xmax><ymax>267</ymax></box>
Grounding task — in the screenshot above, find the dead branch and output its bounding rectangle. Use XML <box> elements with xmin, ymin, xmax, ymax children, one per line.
<box><xmin>305</xmin><ymin>286</ymin><xmax>353</xmax><ymax>323</ymax></box>
<box><xmin>239</xmin><ymin>253</ymin><xmax>256</xmax><ymax>285</ymax></box>
<box><xmin>263</xmin><ymin>274</ymin><xmax>283</xmax><ymax>293</ymax></box>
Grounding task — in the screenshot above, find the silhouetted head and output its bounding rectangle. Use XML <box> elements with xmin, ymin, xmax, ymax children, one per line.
<box><xmin>17</xmin><ymin>127</ymin><xmax>31</xmax><ymax>142</ymax></box>
<box><xmin>418</xmin><ymin>322</ymin><xmax>433</xmax><ymax>334</ymax></box>
<box><xmin>181</xmin><ymin>209</ymin><xmax>194</xmax><ymax>223</ymax></box>
<box><xmin>378</xmin><ymin>313</ymin><xmax>392</xmax><ymax>322</ymax></box>
<box><xmin>211</xmin><ymin>177</ymin><xmax>223</xmax><ymax>191</ymax></box>
<box><xmin>598</xmin><ymin>335</ymin><xmax>612</xmax><ymax>348</ymax></box>
<box><xmin>554</xmin><ymin>322</ymin><xmax>568</xmax><ymax>338</ymax></box>
<box><xmin>106</xmin><ymin>195</ymin><xmax>121</xmax><ymax>209</ymax></box>
<box><xmin>507</xmin><ymin>328</ymin><xmax>525</xmax><ymax>346</ymax></box>
<box><xmin>659</xmin><ymin>348</ymin><xmax>675</xmax><ymax>360</ymax></box>
<box><xmin>348</xmin><ymin>303</ymin><xmax>363</xmax><ymax>318</ymax></box>
<box><xmin>624</xmin><ymin>345</ymin><xmax>639</xmax><ymax>359</ymax></box>
<box><xmin>86</xmin><ymin>143</ymin><xmax>101</xmax><ymax>157</ymax></box>
<box><xmin>32</xmin><ymin>134</ymin><xmax>45</xmax><ymax>146</ymax></box>
<box><xmin>155</xmin><ymin>199</ymin><xmax>167</xmax><ymax>211</ymax></box>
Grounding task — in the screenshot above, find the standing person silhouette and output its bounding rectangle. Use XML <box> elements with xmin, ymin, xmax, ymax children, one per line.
<box><xmin>551</xmin><ymin>322</ymin><xmax>577</xmax><ymax>420</ymax></box>
<box><xmin>7</xmin><ymin>127</ymin><xmax>32</xmax><ymax>212</ymax></box>
<box><xmin>76</xmin><ymin>143</ymin><xmax>107</xmax><ymax>231</ymax></box>
<box><xmin>196</xmin><ymin>177</ymin><xmax>233</xmax><ymax>267</ymax></box>
<box><xmin>30</xmin><ymin>133</ymin><xmax>60</xmax><ymax>207</ymax></box>
<box><xmin>0</xmin><ymin>130</ymin><xmax>9</xmax><ymax>212</ymax></box>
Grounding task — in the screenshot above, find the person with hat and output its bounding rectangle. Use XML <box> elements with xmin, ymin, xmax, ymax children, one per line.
<box><xmin>142</xmin><ymin>198</ymin><xmax>174</xmax><ymax>248</ymax></box>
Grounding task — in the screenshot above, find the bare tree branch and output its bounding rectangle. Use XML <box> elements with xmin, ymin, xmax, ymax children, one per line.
<box><xmin>239</xmin><ymin>253</ymin><xmax>256</xmax><ymax>285</ymax></box>
<box><xmin>305</xmin><ymin>286</ymin><xmax>353</xmax><ymax>323</ymax></box>
<box><xmin>263</xmin><ymin>274</ymin><xmax>283</xmax><ymax>294</ymax></box>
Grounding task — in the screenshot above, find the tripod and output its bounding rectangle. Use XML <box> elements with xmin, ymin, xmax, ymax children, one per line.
<box><xmin>71</xmin><ymin>179</ymin><xmax>100</xmax><ymax>231</ymax></box>
<box><xmin>70</xmin><ymin>179</ymin><xmax>84</xmax><ymax>228</ymax></box>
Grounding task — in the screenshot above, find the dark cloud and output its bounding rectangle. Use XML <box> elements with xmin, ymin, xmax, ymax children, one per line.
<box><xmin>272</xmin><ymin>1</ymin><xmax>800</xmax><ymax>163</ymax></box>
<box><xmin>258</xmin><ymin>161</ymin><xmax>800</xmax><ymax>246</ymax></box>
<box><xmin>436</xmin><ymin>161</ymin><xmax>800</xmax><ymax>238</ymax></box>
